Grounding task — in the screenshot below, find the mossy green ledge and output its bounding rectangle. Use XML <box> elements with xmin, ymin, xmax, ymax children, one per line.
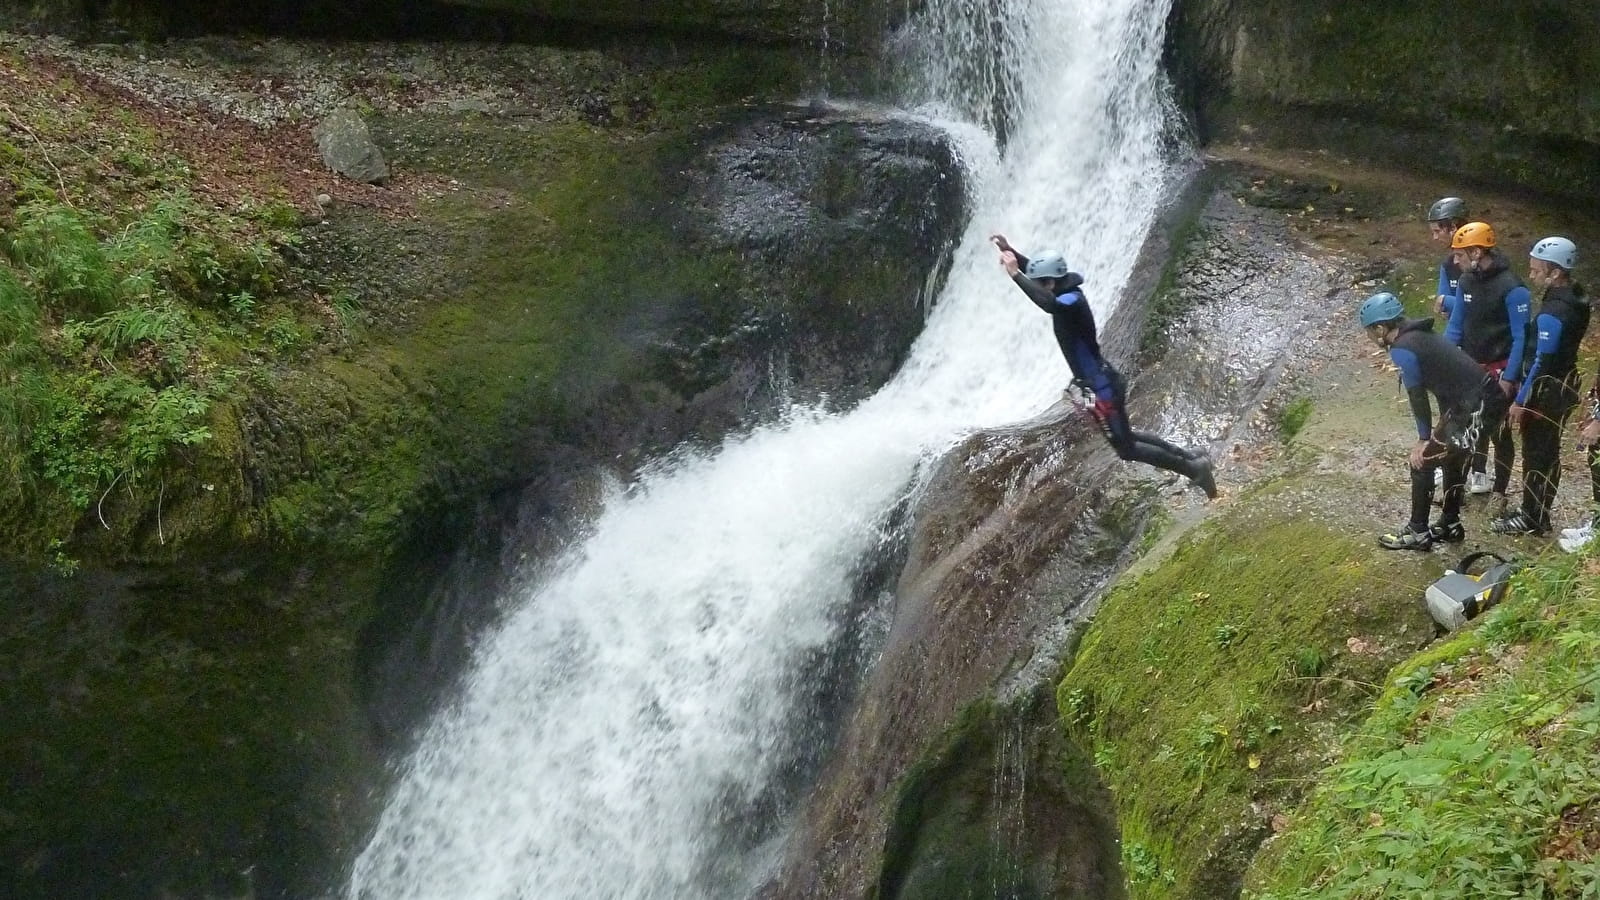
<box><xmin>1056</xmin><ymin>475</ymin><xmax>1439</xmax><ymax>899</ymax></box>
<box><xmin>0</xmin><ymin>45</ymin><xmax>965</xmax><ymax>899</ymax></box>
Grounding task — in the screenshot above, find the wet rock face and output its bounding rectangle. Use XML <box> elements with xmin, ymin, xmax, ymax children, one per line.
<box><xmin>1166</xmin><ymin>0</ymin><xmax>1600</xmax><ymax>202</ymax></box>
<box><xmin>442</xmin><ymin>0</ymin><xmax>895</xmax><ymax>47</ymax></box>
<box><xmin>5</xmin><ymin>0</ymin><xmax>899</xmax><ymax>48</ymax></box>
<box><xmin>692</xmin><ymin>108</ymin><xmax>965</xmax><ymax>410</ymax></box>
<box><xmin>362</xmin><ymin>106</ymin><xmax>966</xmax><ymax>750</ymax></box>
<box><xmin>767</xmin><ymin>167</ymin><xmax>1350</xmax><ymax>899</ymax></box>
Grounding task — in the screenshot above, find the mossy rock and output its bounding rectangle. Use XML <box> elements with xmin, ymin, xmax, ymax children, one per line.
<box><xmin>1167</xmin><ymin>0</ymin><xmax>1600</xmax><ymax>202</ymax></box>
<box><xmin>0</xmin><ymin>556</ymin><xmax>381</xmax><ymax>900</ymax></box>
<box><xmin>1057</xmin><ymin>475</ymin><xmax>1438</xmax><ymax>899</ymax></box>
<box><xmin>876</xmin><ymin>692</ymin><xmax>1125</xmax><ymax>900</ymax></box>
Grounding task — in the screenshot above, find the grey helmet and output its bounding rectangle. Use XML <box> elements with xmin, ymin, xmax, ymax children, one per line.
<box><xmin>1530</xmin><ymin>236</ymin><xmax>1578</xmax><ymax>271</ymax></box>
<box><xmin>1024</xmin><ymin>253</ymin><xmax>1069</xmax><ymax>280</ymax></box>
<box><xmin>1426</xmin><ymin>196</ymin><xmax>1468</xmax><ymax>223</ymax></box>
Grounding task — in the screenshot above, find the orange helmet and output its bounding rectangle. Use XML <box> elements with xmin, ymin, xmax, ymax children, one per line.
<box><xmin>1451</xmin><ymin>221</ymin><xmax>1496</xmax><ymax>249</ymax></box>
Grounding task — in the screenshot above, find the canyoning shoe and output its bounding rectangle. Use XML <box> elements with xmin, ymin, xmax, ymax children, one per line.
<box><xmin>1560</xmin><ymin>514</ymin><xmax>1596</xmax><ymax>539</ymax></box>
<box><xmin>1491</xmin><ymin>512</ymin><xmax>1548</xmax><ymax>536</ymax></box>
<box><xmin>1378</xmin><ymin>522</ymin><xmax>1434</xmax><ymax>551</ymax></box>
<box><xmin>1428</xmin><ymin>520</ymin><xmax>1465</xmax><ymax>544</ymax></box>
<box><xmin>1189</xmin><ymin>455</ymin><xmax>1219</xmax><ymax>500</ymax></box>
<box><xmin>1466</xmin><ymin>471</ymin><xmax>1495</xmax><ymax>494</ymax></box>
<box><xmin>1559</xmin><ymin>522</ymin><xmax>1596</xmax><ymax>553</ymax></box>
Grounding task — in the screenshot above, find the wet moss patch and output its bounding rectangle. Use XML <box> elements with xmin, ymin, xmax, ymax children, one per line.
<box><xmin>1247</xmin><ymin>552</ymin><xmax>1600</xmax><ymax>899</ymax></box>
<box><xmin>1057</xmin><ymin>479</ymin><xmax>1437</xmax><ymax>899</ymax></box>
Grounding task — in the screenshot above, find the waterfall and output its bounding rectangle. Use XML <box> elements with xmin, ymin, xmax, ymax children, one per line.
<box><xmin>347</xmin><ymin>1</ymin><xmax>1182</xmax><ymax>897</ymax></box>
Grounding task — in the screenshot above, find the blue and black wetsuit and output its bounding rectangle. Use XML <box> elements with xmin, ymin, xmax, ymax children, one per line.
<box><xmin>1446</xmin><ymin>249</ymin><xmax>1530</xmax><ymax>493</ymax></box>
<box><xmin>1008</xmin><ymin>261</ymin><xmax>1204</xmax><ymax>485</ymax></box>
<box><xmin>1388</xmin><ymin>317</ymin><xmax>1510</xmax><ymax>529</ymax></box>
<box><xmin>1437</xmin><ymin>252</ymin><xmax>1462</xmax><ymax>318</ymax></box>
<box><xmin>1512</xmin><ymin>282</ymin><xmax>1591</xmax><ymax>529</ymax></box>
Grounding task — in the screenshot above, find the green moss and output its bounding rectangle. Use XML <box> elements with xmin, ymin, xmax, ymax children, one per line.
<box><xmin>877</xmin><ymin>692</ymin><xmax>1123</xmax><ymax>900</ymax></box>
<box><xmin>1276</xmin><ymin>397</ymin><xmax>1313</xmax><ymax>441</ymax></box>
<box><xmin>254</xmin><ymin>114</ymin><xmax>748</xmax><ymax>552</ymax></box>
<box><xmin>1057</xmin><ymin>481</ymin><xmax>1437</xmax><ymax>899</ymax></box>
<box><xmin>1141</xmin><ymin>219</ymin><xmax>1207</xmax><ymax>359</ymax></box>
<box><xmin>1246</xmin><ymin>554</ymin><xmax>1600</xmax><ymax>899</ymax></box>
<box><xmin>0</xmin><ymin>557</ymin><xmax>382</xmax><ymax>899</ymax></box>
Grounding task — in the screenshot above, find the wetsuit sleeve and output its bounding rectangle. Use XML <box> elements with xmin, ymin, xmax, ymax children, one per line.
<box><xmin>1515</xmin><ymin>312</ymin><xmax>1563</xmax><ymax>406</ymax></box>
<box><xmin>1444</xmin><ymin>286</ymin><xmax>1466</xmax><ymax>345</ymax></box>
<box><xmin>1502</xmin><ymin>285</ymin><xmax>1533</xmax><ymax>381</ymax></box>
<box><xmin>1390</xmin><ymin>346</ymin><xmax>1432</xmax><ymax>439</ymax></box>
<box><xmin>1011</xmin><ymin>249</ymin><xmax>1032</xmax><ymax>272</ymax></box>
<box><xmin>1436</xmin><ymin>265</ymin><xmax>1454</xmax><ymax>315</ymax></box>
<box><xmin>1010</xmin><ymin>272</ymin><xmax>1059</xmax><ymax>314</ymax></box>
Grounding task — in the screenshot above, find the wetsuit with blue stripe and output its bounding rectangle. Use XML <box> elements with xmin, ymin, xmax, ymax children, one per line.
<box><xmin>1008</xmin><ymin>261</ymin><xmax>1200</xmax><ymax>481</ymax></box>
<box><xmin>1437</xmin><ymin>253</ymin><xmax>1462</xmax><ymax>317</ymax></box>
<box><xmin>1387</xmin><ymin>317</ymin><xmax>1508</xmax><ymax>530</ymax></box>
<box><xmin>1512</xmin><ymin>283</ymin><xmax>1591</xmax><ymax>528</ymax></box>
<box><xmin>1445</xmin><ymin>249</ymin><xmax>1529</xmax><ymax>493</ymax></box>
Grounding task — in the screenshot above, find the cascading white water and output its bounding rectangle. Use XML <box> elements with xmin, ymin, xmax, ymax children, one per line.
<box><xmin>348</xmin><ymin>2</ymin><xmax>1181</xmax><ymax>897</ymax></box>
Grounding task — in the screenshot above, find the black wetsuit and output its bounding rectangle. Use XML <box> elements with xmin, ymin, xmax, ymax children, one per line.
<box><xmin>1449</xmin><ymin>250</ymin><xmax>1530</xmax><ymax>493</ymax></box>
<box><xmin>1514</xmin><ymin>282</ymin><xmax>1591</xmax><ymax>529</ymax></box>
<box><xmin>1008</xmin><ymin>260</ymin><xmax>1199</xmax><ymax>480</ymax></box>
<box><xmin>1387</xmin><ymin>317</ymin><xmax>1510</xmax><ymax>529</ymax></box>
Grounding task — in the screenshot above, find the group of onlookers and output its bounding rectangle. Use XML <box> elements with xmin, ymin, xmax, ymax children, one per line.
<box><xmin>1361</xmin><ymin>197</ymin><xmax>1596</xmax><ymax>553</ymax></box>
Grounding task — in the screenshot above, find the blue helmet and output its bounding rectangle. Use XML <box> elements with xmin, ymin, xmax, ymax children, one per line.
<box><xmin>1358</xmin><ymin>292</ymin><xmax>1404</xmax><ymax>327</ymax></box>
<box><xmin>1024</xmin><ymin>254</ymin><xmax>1069</xmax><ymax>280</ymax></box>
<box><xmin>1530</xmin><ymin>236</ymin><xmax>1578</xmax><ymax>271</ymax></box>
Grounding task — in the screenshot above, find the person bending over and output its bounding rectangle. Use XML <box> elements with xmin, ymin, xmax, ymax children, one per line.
<box><xmin>992</xmin><ymin>233</ymin><xmax>1217</xmax><ymax>499</ymax></box>
<box><xmin>1361</xmin><ymin>292</ymin><xmax>1510</xmax><ymax>550</ymax></box>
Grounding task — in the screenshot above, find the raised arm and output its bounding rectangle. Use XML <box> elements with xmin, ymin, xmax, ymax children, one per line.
<box><xmin>998</xmin><ymin>245</ymin><xmax>1057</xmax><ymax>314</ymax></box>
<box><xmin>991</xmin><ymin>233</ymin><xmax>1032</xmax><ymax>273</ymax></box>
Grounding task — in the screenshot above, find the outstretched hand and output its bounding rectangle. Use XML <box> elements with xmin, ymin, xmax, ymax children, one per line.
<box><xmin>999</xmin><ymin>250</ymin><xmax>1020</xmax><ymax>276</ymax></box>
<box><xmin>990</xmin><ymin>233</ymin><xmax>1013</xmax><ymax>253</ymax></box>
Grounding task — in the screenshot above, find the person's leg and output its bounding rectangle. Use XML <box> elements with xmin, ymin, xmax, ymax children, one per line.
<box><xmin>1089</xmin><ymin>386</ymin><xmax>1215</xmax><ymax>497</ymax></box>
<box><xmin>1437</xmin><ymin>444</ymin><xmax>1469</xmax><ymax>527</ymax></box>
<box><xmin>1095</xmin><ymin>401</ymin><xmax>1192</xmax><ymax>476</ymax></box>
<box><xmin>1382</xmin><ymin>453</ymin><xmax>1441</xmax><ymax>550</ymax></box>
<box><xmin>1469</xmin><ymin>446</ymin><xmax>1488</xmax><ymax>476</ymax></box>
<box><xmin>1408</xmin><ymin>457</ymin><xmax>1436</xmax><ymax>530</ymax></box>
<box><xmin>1491</xmin><ymin>418</ymin><xmax>1516</xmax><ymax>496</ymax></box>
<box><xmin>1591</xmin><ymin>444</ymin><xmax>1600</xmax><ymax>508</ymax></box>
<box><xmin>1127</xmin><ymin>433</ymin><xmax>1202</xmax><ymax>477</ymax></box>
<box><xmin>1520</xmin><ymin>389</ymin><xmax>1574</xmax><ymax>530</ymax></box>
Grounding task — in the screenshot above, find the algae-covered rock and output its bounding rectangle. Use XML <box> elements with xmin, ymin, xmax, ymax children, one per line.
<box><xmin>0</xmin><ymin>37</ymin><xmax>966</xmax><ymax>898</ymax></box>
<box><xmin>359</xmin><ymin>103</ymin><xmax>966</xmax><ymax>746</ymax></box>
<box><xmin>1166</xmin><ymin>0</ymin><xmax>1600</xmax><ymax>201</ymax></box>
<box><xmin>442</xmin><ymin>0</ymin><xmax>897</xmax><ymax>47</ymax></box>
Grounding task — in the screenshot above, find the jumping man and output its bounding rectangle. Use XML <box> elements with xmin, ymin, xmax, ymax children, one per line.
<box><xmin>992</xmin><ymin>234</ymin><xmax>1217</xmax><ymax>499</ymax></box>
